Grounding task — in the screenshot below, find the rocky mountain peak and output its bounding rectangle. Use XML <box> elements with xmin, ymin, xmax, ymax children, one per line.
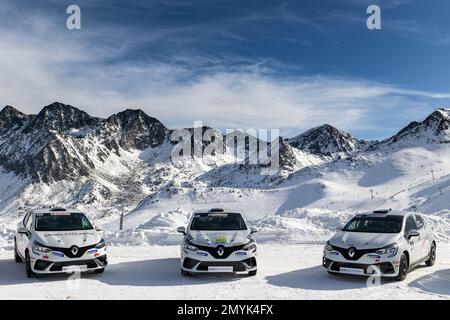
<box><xmin>288</xmin><ymin>124</ymin><xmax>363</xmax><ymax>156</ymax></box>
<box><xmin>0</xmin><ymin>105</ymin><xmax>29</xmax><ymax>129</ymax></box>
<box><xmin>101</xmin><ymin>108</ymin><xmax>168</xmax><ymax>151</ymax></box>
<box><xmin>25</xmin><ymin>102</ymin><xmax>100</xmax><ymax>132</ymax></box>
<box><xmin>386</xmin><ymin>108</ymin><xmax>450</xmax><ymax>145</ymax></box>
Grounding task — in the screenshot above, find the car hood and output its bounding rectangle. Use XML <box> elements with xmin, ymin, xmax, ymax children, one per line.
<box><xmin>188</xmin><ymin>230</ymin><xmax>250</xmax><ymax>247</ymax></box>
<box><xmin>330</xmin><ymin>231</ymin><xmax>401</xmax><ymax>250</ymax></box>
<box><xmin>34</xmin><ymin>230</ymin><xmax>101</xmax><ymax>248</ymax></box>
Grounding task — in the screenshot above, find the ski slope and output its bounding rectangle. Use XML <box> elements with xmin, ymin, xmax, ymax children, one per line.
<box><xmin>0</xmin><ymin>244</ymin><xmax>449</xmax><ymax>300</ymax></box>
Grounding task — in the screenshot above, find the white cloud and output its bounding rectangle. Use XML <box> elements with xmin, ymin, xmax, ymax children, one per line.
<box><xmin>0</xmin><ymin>1</ymin><xmax>448</xmax><ymax>140</ymax></box>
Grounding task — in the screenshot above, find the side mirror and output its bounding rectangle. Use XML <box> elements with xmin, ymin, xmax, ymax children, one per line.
<box><xmin>250</xmin><ymin>227</ymin><xmax>258</xmax><ymax>234</ymax></box>
<box><xmin>177</xmin><ymin>226</ymin><xmax>186</xmax><ymax>235</ymax></box>
<box><xmin>18</xmin><ymin>226</ymin><xmax>28</xmax><ymax>234</ymax></box>
<box><xmin>95</xmin><ymin>226</ymin><xmax>103</xmax><ymax>232</ymax></box>
<box><xmin>407</xmin><ymin>230</ymin><xmax>420</xmax><ymax>239</ymax></box>
<box><xmin>335</xmin><ymin>226</ymin><xmax>342</xmax><ymax>232</ymax></box>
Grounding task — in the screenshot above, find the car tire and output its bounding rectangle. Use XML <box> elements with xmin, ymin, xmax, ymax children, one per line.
<box><xmin>95</xmin><ymin>268</ymin><xmax>105</xmax><ymax>274</ymax></box>
<box><xmin>25</xmin><ymin>252</ymin><xmax>36</xmax><ymax>278</ymax></box>
<box><xmin>395</xmin><ymin>253</ymin><xmax>409</xmax><ymax>281</ymax></box>
<box><xmin>248</xmin><ymin>270</ymin><xmax>257</xmax><ymax>276</ymax></box>
<box><xmin>181</xmin><ymin>269</ymin><xmax>190</xmax><ymax>277</ymax></box>
<box><xmin>14</xmin><ymin>240</ymin><xmax>22</xmax><ymax>263</ymax></box>
<box><xmin>425</xmin><ymin>242</ymin><xmax>436</xmax><ymax>267</ymax></box>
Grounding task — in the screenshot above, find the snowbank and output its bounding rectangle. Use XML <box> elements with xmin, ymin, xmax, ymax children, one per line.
<box><xmin>104</xmin><ymin>208</ymin><xmax>189</xmax><ymax>246</ymax></box>
<box><xmin>0</xmin><ymin>224</ymin><xmax>15</xmax><ymax>251</ymax></box>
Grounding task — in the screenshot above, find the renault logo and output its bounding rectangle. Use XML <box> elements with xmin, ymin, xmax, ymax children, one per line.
<box><xmin>70</xmin><ymin>245</ymin><xmax>79</xmax><ymax>256</ymax></box>
<box><xmin>217</xmin><ymin>246</ymin><xmax>225</xmax><ymax>257</ymax></box>
<box><xmin>348</xmin><ymin>247</ymin><xmax>356</xmax><ymax>258</ymax></box>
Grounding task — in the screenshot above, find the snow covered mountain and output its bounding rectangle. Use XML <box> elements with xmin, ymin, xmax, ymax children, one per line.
<box><xmin>379</xmin><ymin>108</ymin><xmax>450</xmax><ymax>146</ymax></box>
<box><xmin>0</xmin><ymin>103</ymin><xmax>449</xmax><ymax>248</ymax></box>
<box><xmin>0</xmin><ymin>102</ymin><xmax>168</xmax><ymax>183</ymax></box>
<box><xmin>287</xmin><ymin>124</ymin><xmax>371</xmax><ymax>157</ymax></box>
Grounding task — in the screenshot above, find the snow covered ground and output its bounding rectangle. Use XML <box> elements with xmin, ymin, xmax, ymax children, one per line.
<box><xmin>1</xmin><ymin>244</ymin><xmax>450</xmax><ymax>300</ymax></box>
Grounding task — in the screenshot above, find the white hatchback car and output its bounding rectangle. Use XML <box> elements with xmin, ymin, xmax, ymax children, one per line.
<box><xmin>14</xmin><ymin>207</ymin><xmax>108</xmax><ymax>278</ymax></box>
<box><xmin>323</xmin><ymin>210</ymin><xmax>436</xmax><ymax>281</ymax></box>
<box><xmin>177</xmin><ymin>208</ymin><xmax>258</xmax><ymax>276</ymax></box>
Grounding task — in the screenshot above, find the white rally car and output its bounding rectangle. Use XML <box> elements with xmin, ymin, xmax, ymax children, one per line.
<box><xmin>14</xmin><ymin>207</ymin><xmax>108</xmax><ymax>278</ymax></box>
<box><xmin>323</xmin><ymin>209</ymin><xmax>436</xmax><ymax>281</ymax></box>
<box><xmin>177</xmin><ymin>208</ymin><xmax>258</xmax><ymax>276</ymax></box>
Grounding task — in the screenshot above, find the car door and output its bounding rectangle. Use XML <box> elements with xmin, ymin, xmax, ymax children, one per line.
<box><xmin>16</xmin><ymin>213</ymin><xmax>29</xmax><ymax>255</ymax></box>
<box><xmin>404</xmin><ymin>215</ymin><xmax>420</xmax><ymax>264</ymax></box>
<box><xmin>21</xmin><ymin>214</ymin><xmax>33</xmax><ymax>255</ymax></box>
<box><xmin>414</xmin><ymin>214</ymin><xmax>430</xmax><ymax>259</ymax></box>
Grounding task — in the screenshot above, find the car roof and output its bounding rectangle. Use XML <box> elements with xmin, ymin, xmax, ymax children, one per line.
<box><xmin>357</xmin><ymin>209</ymin><xmax>414</xmax><ymax>218</ymax></box>
<box><xmin>31</xmin><ymin>207</ymin><xmax>83</xmax><ymax>215</ymax></box>
<box><xmin>193</xmin><ymin>208</ymin><xmax>241</xmax><ymax>215</ymax></box>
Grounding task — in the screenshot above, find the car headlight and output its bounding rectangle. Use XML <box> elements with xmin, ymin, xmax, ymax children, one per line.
<box><xmin>95</xmin><ymin>239</ymin><xmax>106</xmax><ymax>249</ymax></box>
<box><xmin>243</xmin><ymin>239</ymin><xmax>257</xmax><ymax>251</ymax></box>
<box><xmin>183</xmin><ymin>240</ymin><xmax>198</xmax><ymax>252</ymax></box>
<box><xmin>324</xmin><ymin>241</ymin><xmax>333</xmax><ymax>251</ymax></box>
<box><xmin>32</xmin><ymin>241</ymin><xmax>51</xmax><ymax>254</ymax></box>
<box><xmin>375</xmin><ymin>243</ymin><xmax>398</xmax><ymax>257</ymax></box>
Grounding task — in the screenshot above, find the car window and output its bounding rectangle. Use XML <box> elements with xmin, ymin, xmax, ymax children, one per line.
<box><xmin>35</xmin><ymin>212</ymin><xmax>93</xmax><ymax>231</ymax></box>
<box><xmin>414</xmin><ymin>215</ymin><xmax>425</xmax><ymax>230</ymax></box>
<box><xmin>25</xmin><ymin>214</ymin><xmax>33</xmax><ymax>231</ymax></box>
<box><xmin>405</xmin><ymin>215</ymin><xmax>417</xmax><ymax>234</ymax></box>
<box><xmin>190</xmin><ymin>213</ymin><xmax>247</xmax><ymax>231</ymax></box>
<box><xmin>342</xmin><ymin>215</ymin><xmax>403</xmax><ymax>233</ymax></box>
<box><xmin>22</xmin><ymin>213</ymin><xmax>30</xmax><ymax>227</ymax></box>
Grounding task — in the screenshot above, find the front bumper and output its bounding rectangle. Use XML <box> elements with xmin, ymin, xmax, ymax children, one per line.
<box><xmin>181</xmin><ymin>246</ymin><xmax>257</xmax><ymax>275</ymax></box>
<box><xmin>323</xmin><ymin>250</ymin><xmax>400</xmax><ymax>277</ymax></box>
<box><xmin>30</xmin><ymin>247</ymin><xmax>108</xmax><ymax>274</ymax></box>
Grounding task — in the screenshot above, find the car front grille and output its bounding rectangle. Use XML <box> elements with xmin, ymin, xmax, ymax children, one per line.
<box><xmin>329</xmin><ymin>261</ymin><xmax>395</xmax><ymax>274</ymax></box>
<box><xmin>330</xmin><ymin>245</ymin><xmax>382</xmax><ymax>261</ymax></box>
<box><xmin>49</xmin><ymin>259</ymin><xmax>99</xmax><ymax>272</ymax></box>
<box><xmin>46</xmin><ymin>244</ymin><xmax>97</xmax><ymax>258</ymax></box>
<box><xmin>189</xmin><ymin>242</ymin><xmax>246</xmax><ymax>259</ymax></box>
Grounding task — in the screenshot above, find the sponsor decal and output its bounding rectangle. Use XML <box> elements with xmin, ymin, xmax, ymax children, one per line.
<box><xmin>196</xmin><ymin>252</ymin><xmax>208</xmax><ymax>256</ymax></box>
<box><xmin>43</xmin><ymin>232</ymin><xmax>94</xmax><ymax>237</ymax></box>
<box><xmin>235</xmin><ymin>252</ymin><xmax>247</xmax><ymax>256</ymax></box>
<box><xmin>367</xmin><ymin>254</ymin><xmax>381</xmax><ymax>259</ymax></box>
<box><xmin>52</xmin><ymin>252</ymin><xmax>65</xmax><ymax>257</ymax></box>
<box><xmin>214</xmin><ymin>237</ymin><xmax>227</xmax><ymax>244</ymax></box>
<box><xmin>208</xmin><ymin>213</ymin><xmax>228</xmax><ymax>217</ymax></box>
<box><xmin>329</xmin><ymin>252</ymin><xmax>339</xmax><ymax>256</ymax></box>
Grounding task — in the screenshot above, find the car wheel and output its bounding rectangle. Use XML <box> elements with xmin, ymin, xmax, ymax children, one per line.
<box><xmin>248</xmin><ymin>270</ymin><xmax>257</xmax><ymax>276</ymax></box>
<box><xmin>425</xmin><ymin>242</ymin><xmax>436</xmax><ymax>267</ymax></box>
<box><xmin>181</xmin><ymin>269</ymin><xmax>190</xmax><ymax>277</ymax></box>
<box><xmin>25</xmin><ymin>252</ymin><xmax>35</xmax><ymax>278</ymax></box>
<box><xmin>14</xmin><ymin>240</ymin><xmax>22</xmax><ymax>263</ymax></box>
<box><xmin>395</xmin><ymin>253</ymin><xmax>409</xmax><ymax>281</ymax></box>
<box><xmin>95</xmin><ymin>268</ymin><xmax>105</xmax><ymax>274</ymax></box>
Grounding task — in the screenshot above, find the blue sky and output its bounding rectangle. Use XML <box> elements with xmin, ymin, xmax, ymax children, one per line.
<box><xmin>1</xmin><ymin>0</ymin><xmax>450</xmax><ymax>139</ymax></box>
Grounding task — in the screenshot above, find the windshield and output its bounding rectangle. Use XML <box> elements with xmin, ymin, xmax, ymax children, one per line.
<box><xmin>35</xmin><ymin>212</ymin><xmax>94</xmax><ymax>231</ymax></box>
<box><xmin>190</xmin><ymin>213</ymin><xmax>247</xmax><ymax>231</ymax></box>
<box><xmin>342</xmin><ymin>215</ymin><xmax>403</xmax><ymax>234</ymax></box>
